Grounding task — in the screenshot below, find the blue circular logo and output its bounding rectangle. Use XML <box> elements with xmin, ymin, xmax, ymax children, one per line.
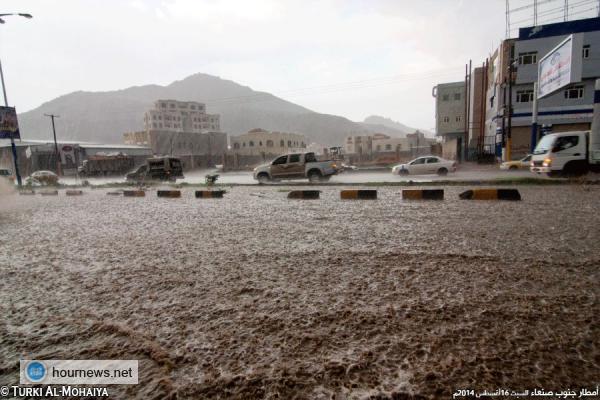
<box><xmin>26</xmin><ymin>361</ymin><xmax>46</xmax><ymax>382</ymax></box>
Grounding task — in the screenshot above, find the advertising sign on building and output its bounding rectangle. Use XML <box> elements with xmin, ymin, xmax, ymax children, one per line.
<box><xmin>537</xmin><ymin>34</ymin><xmax>583</xmax><ymax>99</ymax></box>
<box><xmin>0</xmin><ymin>106</ymin><xmax>20</xmax><ymax>139</ymax></box>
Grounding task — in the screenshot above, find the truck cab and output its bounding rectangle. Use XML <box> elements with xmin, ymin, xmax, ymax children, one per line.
<box><xmin>530</xmin><ymin>131</ymin><xmax>589</xmax><ymax>176</ymax></box>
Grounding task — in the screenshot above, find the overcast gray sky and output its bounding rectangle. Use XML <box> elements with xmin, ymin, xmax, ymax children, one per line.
<box><xmin>1</xmin><ymin>0</ymin><xmax>598</xmax><ymax>130</ymax></box>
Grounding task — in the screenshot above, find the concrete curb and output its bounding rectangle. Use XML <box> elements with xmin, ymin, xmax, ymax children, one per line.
<box><xmin>195</xmin><ymin>190</ymin><xmax>225</xmax><ymax>198</ymax></box>
<box><xmin>402</xmin><ymin>189</ymin><xmax>444</xmax><ymax>200</ymax></box>
<box><xmin>157</xmin><ymin>190</ymin><xmax>181</xmax><ymax>198</ymax></box>
<box><xmin>287</xmin><ymin>190</ymin><xmax>320</xmax><ymax>199</ymax></box>
<box><xmin>340</xmin><ymin>190</ymin><xmax>377</xmax><ymax>200</ymax></box>
<box><xmin>459</xmin><ymin>188</ymin><xmax>521</xmax><ymax>200</ymax></box>
<box><xmin>123</xmin><ymin>190</ymin><xmax>145</xmax><ymax>197</ymax></box>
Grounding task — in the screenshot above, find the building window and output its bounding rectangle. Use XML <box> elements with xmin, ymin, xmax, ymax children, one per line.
<box><xmin>161</xmin><ymin>103</ymin><xmax>166</xmax><ymax>108</ymax></box>
<box><xmin>518</xmin><ymin>51</ymin><xmax>537</xmax><ymax>65</ymax></box>
<box><xmin>583</xmin><ymin>45</ymin><xmax>590</xmax><ymax>59</ymax></box>
<box><xmin>266</xmin><ymin>140</ymin><xmax>274</xmax><ymax>147</ymax></box>
<box><xmin>158</xmin><ymin>115</ymin><xmax>162</xmax><ymax>120</ymax></box>
<box><xmin>243</xmin><ymin>142</ymin><xmax>246</xmax><ymax>147</ymax></box>
<box><xmin>152</xmin><ymin>123</ymin><xmax>157</xmax><ymax>128</ymax></box>
<box><xmin>259</xmin><ymin>141</ymin><xmax>263</xmax><ymax>146</ymax></box>
<box><xmin>456</xmin><ymin>116</ymin><xmax>462</xmax><ymax>122</ymax></box>
<box><xmin>443</xmin><ymin>116</ymin><xmax>450</xmax><ymax>123</ymax></box>
<box><xmin>170</xmin><ymin>103</ymin><xmax>176</xmax><ymax>108</ymax></box>
<box><xmin>516</xmin><ymin>90</ymin><xmax>534</xmax><ymax>103</ymax></box>
<box><xmin>376</xmin><ymin>145</ymin><xmax>381</xmax><ymax>151</ymax></box>
<box><xmin>249</xmin><ymin>141</ymin><xmax>254</xmax><ymax>147</ymax></box>
<box><xmin>288</xmin><ymin>140</ymin><xmax>292</xmax><ymax>147</ymax></box>
<box><xmin>385</xmin><ymin>144</ymin><xmax>392</xmax><ymax>151</ymax></box>
<box><xmin>152</xmin><ymin>115</ymin><xmax>156</xmax><ymax>120</ymax></box>
<box><xmin>234</xmin><ymin>143</ymin><xmax>240</xmax><ymax>149</ymax></box>
<box><xmin>442</xmin><ymin>94</ymin><xmax>449</xmax><ymax>101</ymax></box>
<box><xmin>454</xmin><ymin>93</ymin><xmax>461</xmax><ymax>101</ymax></box>
<box><xmin>280</xmin><ymin>140</ymin><xmax>285</xmax><ymax>147</ymax></box>
<box><xmin>564</xmin><ymin>86</ymin><xmax>584</xmax><ymax>99</ymax></box>
<box><xmin>301</xmin><ymin>142</ymin><xmax>305</xmax><ymax>147</ymax></box>
<box><xmin>159</xmin><ymin>123</ymin><xmax>163</xmax><ymax>128</ymax></box>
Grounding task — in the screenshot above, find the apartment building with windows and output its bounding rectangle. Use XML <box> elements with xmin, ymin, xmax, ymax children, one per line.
<box><xmin>482</xmin><ymin>17</ymin><xmax>600</xmax><ymax>160</ymax></box>
<box><xmin>144</xmin><ymin>100</ymin><xmax>220</xmax><ymax>132</ymax></box>
<box><xmin>433</xmin><ymin>81</ymin><xmax>466</xmax><ymax>161</ymax></box>
<box><xmin>508</xmin><ymin>17</ymin><xmax>600</xmax><ymax>158</ymax></box>
<box><xmin>229</xmin><ymin>129</ymin><xmax>307</xmax><ymax>157</ymax></box>
<box><xmin>123</xmin><ymin>99</ymin><xmax>227</xmax><ymax>168</ymax></box>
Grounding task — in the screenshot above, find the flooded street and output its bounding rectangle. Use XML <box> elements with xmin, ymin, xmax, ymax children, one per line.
<box><xmin>58</xmin><ymin>166</ymin><xmax>540</xmax><ymax>186</ymax></box>
<box><xmin>1</xmin><ymin>185</ymin><xmax>598</xmax><ymax>399</ymax></box>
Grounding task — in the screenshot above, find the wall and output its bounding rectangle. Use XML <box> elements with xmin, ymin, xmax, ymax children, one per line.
<box><xmin>442</xmin><ymin>139</ymin><xmax>459</xmax><ymax>161</ymax></box>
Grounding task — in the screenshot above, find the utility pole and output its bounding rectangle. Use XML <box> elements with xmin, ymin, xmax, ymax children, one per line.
<box><xmin>44</xmin><ymin>114</ymin><xmax>61</xmax><ymax>175</ymax></box>
<box><xmin>531</xmin><ymin>82</ymin><xmax>539</xmax><ymax>153</ymax></box>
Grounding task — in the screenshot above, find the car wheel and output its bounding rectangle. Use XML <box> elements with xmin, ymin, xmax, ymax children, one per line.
<box><xmin>308</xmin><ymin>170</ymin><xmax>322</xmax><ymax>183</ymax></box>
<box><xmin>509</xmin><ymin>165</ymin><xmax>518</xmax><ymax>170</ymax></box>
<box><xmin>257</xmin><ymin>173</ymin><xmax>270</xmax><ymax>184</ymax></box>
<box><xmin>437</xmin><ymin>167</ymin><xmax>448</xmax><ymax>176</ymax></box>
<box><xmin>399</xmin><ymin>169</ymin><xmax>409</xmax><ymax>176</ymax></box>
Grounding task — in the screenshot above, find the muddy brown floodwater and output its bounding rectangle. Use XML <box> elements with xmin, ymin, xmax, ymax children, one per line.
<box><xmin>0</xmin><ymin>185</ymin><xmax>599</xmax><ymax>399</ymax></box>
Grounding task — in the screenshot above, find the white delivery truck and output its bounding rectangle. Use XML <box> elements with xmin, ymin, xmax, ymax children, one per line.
<box><xmin>530</xmin><ymin>79</ymin><xmax>600</xmax><ymax>176</ymax></box>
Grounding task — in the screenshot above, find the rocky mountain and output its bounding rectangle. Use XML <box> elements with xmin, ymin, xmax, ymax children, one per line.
<box><xmin>362</xmin><ymin>115</ymin><xmax>432</xmax><ymax>137</ymax></box>
<box><xmin>17</xmin><ymin>73</ymin><xmax>419</xmax><ymax>146</ymax></box>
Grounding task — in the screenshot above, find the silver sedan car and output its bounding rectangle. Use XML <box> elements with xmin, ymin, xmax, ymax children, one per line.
<box><xmin>391</xmin><ymin>156</ymin><xmax>457</xmax><ymax>176</ymax></box>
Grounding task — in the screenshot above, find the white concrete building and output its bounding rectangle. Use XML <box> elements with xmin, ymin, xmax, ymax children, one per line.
<box><xmin>230</xmin><ymin>129</ymin><xmax>307</xmax><ymax>157</ymax></box>
<box><xmin>144</xmin><ymin>99</ymin><xmax>220</xmax><ymax>133</ymax></box>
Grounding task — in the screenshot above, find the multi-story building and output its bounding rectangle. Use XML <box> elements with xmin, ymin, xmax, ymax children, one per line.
<box><xmin>123</xmin><ymin>99</ymin><xmax>227</xmax><ymax>168</ymax></box>
<box><xmin>481</xmin><ymin>17</ymin><xmax>600</xmax><ymax>160</ymax></box>
<box><xmin>433</xmin><ymin>82</ymin><xmax>466</xmax><ymax>161</ymax></box>
<box><xmin>344</xmin><ymin>132</ymin><xmax>433</xmax><ymax>164</ymax></box>
<box><xmin>509</xmin><ymin>17</ymin><xmax>600</xmax><ymax>158</ymax></box>
<box><xmin>481</xmin><ymin>39</ymin><xmax>516</xmax><ymax>160</ymax></box>
<box><xmin>344</xmin><ymin>135</ymin><xmax>373</xmax><ymax>156</ymax></box>
<box><xmin>229</xmin><ymin>129</ymin><xmax>307</xmax><ymax>157</ymax></box>
<box><xmin>144</xmin><ymin>100</ymin><xmax>220</xmax><ymax>132</ymax></box>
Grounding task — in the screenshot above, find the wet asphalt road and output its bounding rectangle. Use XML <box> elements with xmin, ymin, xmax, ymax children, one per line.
<box><xmin>58</xmin><ymin>166</ymin><xmax>539</xmax><ymax>186</ymax></box>
<box><xmin>0</xmin><ymin>185</ymin><xmax>598</xmax><ymax>399</ymax></box>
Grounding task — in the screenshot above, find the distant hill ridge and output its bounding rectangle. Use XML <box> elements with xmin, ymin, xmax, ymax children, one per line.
<box><xmin>18</xmin><ymin>73</ymin><xmax>426</xmax><ymax>146</ymax></box>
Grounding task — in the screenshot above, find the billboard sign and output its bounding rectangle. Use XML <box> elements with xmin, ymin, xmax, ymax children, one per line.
<box><xmin>0</xmin><ymin>106</ymin><xmax>20</xmax><ymax>139</ymax></box>
<box><xmin>537</xmin><ymin>34</ymin><xmax>583</xmax><ymax>99</ymax></box>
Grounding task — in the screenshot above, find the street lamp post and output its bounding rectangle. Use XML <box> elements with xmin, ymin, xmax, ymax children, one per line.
<box><xmin>0</xmin><ymin>13</ymin><xmax>33</xmax><ymax>188</ymax></box>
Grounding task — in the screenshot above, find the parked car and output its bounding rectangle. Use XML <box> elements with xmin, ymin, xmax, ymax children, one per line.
<box><xmin>27</xmin><ymin>170</ymin><xmax>59</xmax><ymax>186</ymax></box>
<box><xmin>391</xmin><ymin>156</ymin><xmax>456</xmax><ymax>176</ymax></box>
<box><xmin>253</xmin><ymin>152</ymin><xmax>339</xmax><ymax>183</ymax></box>
<box><xmin>500</xmin><ymin>154</ymin><xmax>532</xmax><ymax>170</ymax></box>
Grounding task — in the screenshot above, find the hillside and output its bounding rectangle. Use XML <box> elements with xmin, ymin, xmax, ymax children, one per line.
<box><xmin>18</xmin><ymin>73</ymin><xmax>414</xmax><ymax>146</ymax></box>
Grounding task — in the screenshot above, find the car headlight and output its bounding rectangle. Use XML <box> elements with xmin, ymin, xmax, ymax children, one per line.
<box><xmin>542</xmin><ymin>158</ymin><xmax>552</xmax><ymax>167</ymax></box>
